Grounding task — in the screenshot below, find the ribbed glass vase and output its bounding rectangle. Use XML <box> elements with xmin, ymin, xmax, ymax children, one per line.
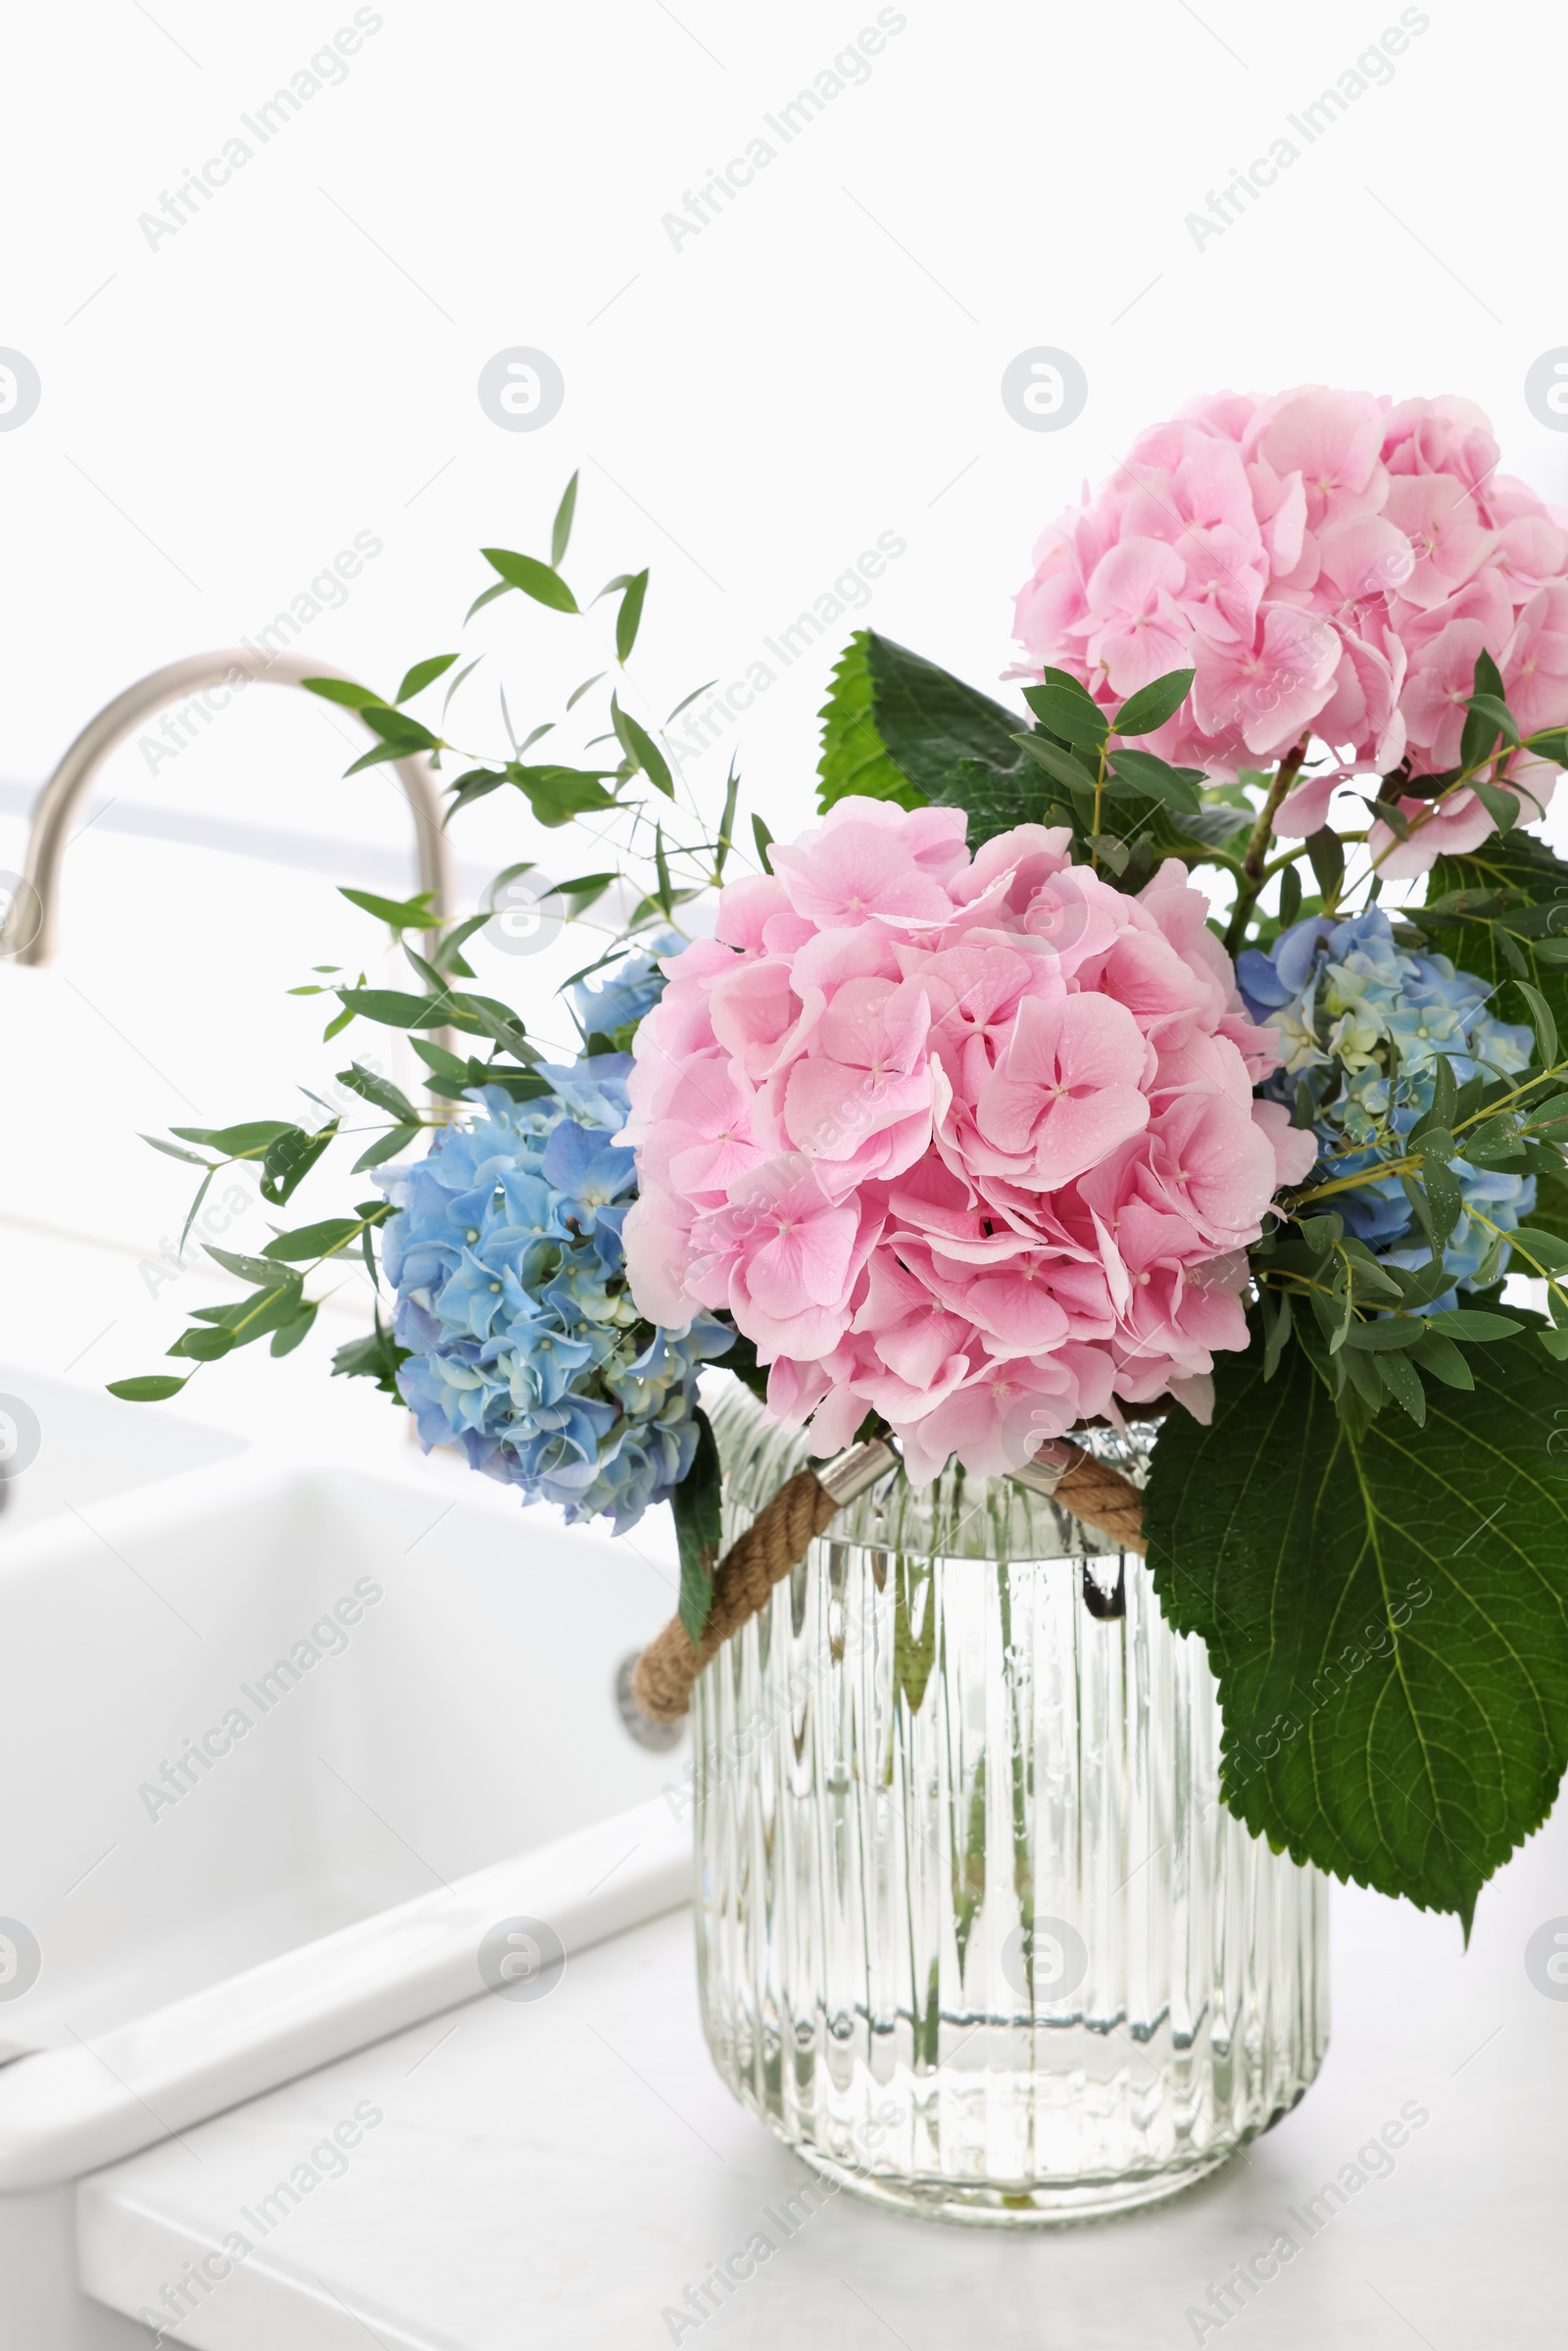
<box><xmin>693</xmin><ymin>1385</ymin><xmax>1329</xmax><ymax>2224</ymax></box>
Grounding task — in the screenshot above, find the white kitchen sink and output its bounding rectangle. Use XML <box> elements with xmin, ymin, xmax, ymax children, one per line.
<box><xmin>0</xmin><ymin>1448</ymin><xmax>692</xmax><ymax>2346</ymax></box>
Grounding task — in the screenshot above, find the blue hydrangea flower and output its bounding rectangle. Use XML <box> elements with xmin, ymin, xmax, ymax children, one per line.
<box><xmin>1238</xmin><ymin>908</ymin><xmax>1536</xmax><ymax>1285</ymax></box>
<box><xmin>573</xmin><ymin>939</ymin><xmax>678</xmax><ymax>1045</ymax></box>
<box><xmin>377</xmin><ymin>1018</ymin><xmax>730</xmax><ymax>1532</ymax></box>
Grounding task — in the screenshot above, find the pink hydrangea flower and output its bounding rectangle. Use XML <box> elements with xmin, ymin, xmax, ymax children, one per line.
<box><xmin>621</xmin><ymin>800</ymin><xmax>1316</xmax><ymax>1480</ymax></box>
<box><xmin>1012</xmin><ymin>387</ymin><xmax>1568</xmax><ymax>876</ymax></box>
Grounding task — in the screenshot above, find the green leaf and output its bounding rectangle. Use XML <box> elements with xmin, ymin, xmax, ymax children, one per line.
<box><xmin>894</xmin><ymin>1557</ymin><xmax>938</xmax><ymax>1715</ymax></box>
<box><xmin>1372</xmin><ymin>797</ymin><xmax>1413</xmax><ymax>841</ymax></box>
<box><xmin>441</xmin><ymin>656</ymin><xmax>482</xmax><ymax>720</ymax></box>
<box><xmin>1166</xmin><ymin>804</ymin><xmax>1253</xmax><ymax>850</ymax></box>
<box><xmin>1465</xmin><ymin>692</ymin><xmax>1520</xmax><ymax>749</ymax></box>
<box><xmin>1278</xmin><ymin>863</ymin><xmax>1303</xmax><ymax>926</ymax></box>
<box><xmin>270</xmin><ymin>1301</ymin><xmax>318</xmax><ymax>1357</ymax></box>
<box><xmin>481</xmin><ymin>547</ymin><xmax>578</xmax><ymax>613</ymax></box>
<box><xmin>1410</xmin><ymin>1053</ymin><xmax>1458</xmax><ymax>1141</ymax></box>
<box><xmin>1110</xmin><ymin>667</ymin><xmax>1196</xmax><ymax>738</ymax></box>
<box><xmin>1462</xmin><ymin>1113</ymin><xmax>1527</xmax><ymax>1167</ymax></box>
<box><xmin>356</xmin><ymin>706</ymin><xmax>439</xmax><ymax>753</ymax></box>
<box><xmin>336</xmin><ymin>1062</ymin><xmax>420</xmax><ymax>1125</ymax></box>
<box><xmin>1410</xmin><ymin>1330</ymin><xmax>1474</xmax><ymax>1389</ymax></box>
<box><xmin>1341</xmin><ymin>1316</ymin><xmax>1424</xmax><ymax>1350</ymax></box>
<box><xmin>1460</xmin><ymin>682</ymin><xmax>1502</xmax><ymax>773</ymax></box>
<box><xmin>1524</xmin><ymin>1159</ymin><xmax>1568</xmax><ymax>1254</ymax></box>
<box><xmin>1375</xmin><ymin>1346</ymin><xmax>1427</xmax><ymax>1422</ymax></box>
<box><xmin>261</xmin><ymin>1125</ymin><xmax>337</xmax><ymax>1206</ymax></box>
<box><xmin>1474</xmin><ymin>647</ymin><xmax>1508</xmax><ymax>706</ymax></box>
<box><xmin>615</xmin><ymin>568</ymin><xmax>649</xmax><ymax>663</ymax></box>
<box><xmin>408</xmin><ymin>1036</ymin><xmax>551</xmax><ymax>1103</ymax></box>
<box><xmin>179</xmin><ymin>1167</ymin><xmax>216</xmax><ymax>1256</ymax></box>
<box><xmin>551</xmin><ymin>470</ymin><xmax>579</xmax><ymax>568</ymax></box>
<box><xmin>107</xmin><ymin>1374</ymin><xmax>191</xmax><ymax>1402</ymax></box>
<box><xmin>610</xmin><ymin>696</ymin><xmax>674</xmax><ymax>798</ymax></box>
<box><xmin>931</xmin><ymin>759</ymin><xmax>1055</xmax><ymax>853</ymax></box>
<box><xmin>511</xmin><ymin>764</ymin><xmax>620</xmax><ymax>828</ymax></box>
<box><xmin>1505</xmin><ymin>1228</ymin><xmax>1568</xmax><ymax>1278</ymax></box>
<box><xmin>816</xmin><ymin>633</ymin><xmax>927</xmax><ymax>812</ymax></box>
<box><xmin>1145</xmin><ymin>1324</ymin><xmax>1568</xmax><ymax>1922</ymax></box>
<box><xmin>817</xmin><ymin>629</ymin><xmax>1028</xmax><ymax>816</ymax></box>
<box><xmin>1104</xmin><ymin>749</ymin><xmax>1202</xmax><ymax>814</ymax></box>
<box><xmin>443</xmin><ymin>767</ymin><xmax>510</xmax><ymax>820</ymax></box>
<box><xmin>1517</xmin><ymin>979</ymin><xmax>1558</xmax><ymax>1072</ymax></box>
<box><xmin>140</xmin><ymin>1134</ymin><xmax>216</xmax><ymax>1168</ymax></box>
<box><xmin>1419</xmin><ymin>832</ymin><xmax>1568</xmax><ymax>1071</ymax></box>
<box><xmin>337</xmin><ymin>989</ymin><xmax>460</xmax><ymax>1033</ymax></box>
<box><xmin>262</xmin><ymin>1217</ymin><xmax>364</xmax><ymax>1262</ymax></box>
<box><xmin>1261</xmin><ymin>1285</ymin><xmax>1293</xmax><ymax>1378</ymax></box>
<box><xmin>1422</xmin><ymin>1307</ymin><xmax>1527</xmax><ymax>1339</ymax></box>
<box><xmin>654</xmin><ymin>824</ymin><xmax>673</xmax><ymax>922</ymax></box>
<box><xmin>342</xmin><ymin>741</ymin><xmax>416</xmax><ymax>777</ymax></box>
<box><xmin>553</xmin><ymin>869</ymin><xmax>618</xmax><ymax>913</ymax></box>
<box><xmin>170</xmin><ymin>1323</ymin><xmax>238</xmax><ymax>1361</ymax></box>
<box><xmin>426</xmin><ymin>909</ymin><xmax>490</xmax><ymax>978</ymax></box>
<box><xmin>301</xmin><ymin>676</ymin><xmax>387</xmax><ymax>711</ymax></box>
<box><xmin>174</xmin><ymin>1275</ymin><xmax>306</xmax><ymax>1355</ymax></box>
<box><xmin>338</xmin><ymin>886</ymin><xmax>439</xmax><ymax>933</ymax></box>
<box><xmin>1471</xmin><ymin>779</ymin><xmax>1522</xmax><ymax>833</ymax></box>
<box><xmin>352</xmin><ymin>1123</ymin><xmax>420</xmax><ymax>1173</ymax></box>
<box><xmin>714</xmin><ymin>1325</ymin><xmax>769</xmax><ymax>1404</ymax></box>
<box><xmin>1418</xmin><ymin>1150</ymin><xmax>1463</xmax><ymax>1245</ymax></box>
<box><xmin>331</xmin><ymin>1311</ymin><xmax>410</xmax><ymax>1397</ymax></box>
<box><xmin>1301</xmin><ymin>1214</ymin><xmax>1344</xmax><ymax>1252</ymax></box>
<box><xmin>204</xmin><ymin>1244</ymin><xmax>285</xmax><ymax>1285</ymax></box>
<box><xmin>170</xmin><ymin>1121</ymin><xmax>293</xmax><ymax>1156</ymax></box>
<box><xmin>865</xmin><ymin>634</ymin><xmax>1028</xmax><ymax>794</ymax></box>
<box><xmin>753</xmin><ymin>814</ymin><xmax>774</xmax><ymax>875</ymax></box>
<box><xmin>1013</xmin><ymin>731</ymin><xmax>1099</xmax><ymax>794</ymax></box>
<box><xmin>1020</xmin><ymin>677</ymin><xmax>1107</xmax><ymax>748</ymax></box>
<box><xmin>391</xmin><ymin>965</ymin><xmax>531</xmax><ymax>1055</ymax></box>
<box><xmin>672</xmin><ymin>1406</ymin><xmax>723</xmax><ymax>1646</ymax></box>
<box><xmin>1306</xmin><ymin>826</ymin><xmax>1345</xmax><ymax>902</ymax></box>
<box><xmin>464</xmin><ymin>577</ymin><xmax>514</xmax><ymax>623</ymax></box>
<box><xmin>394</xmin><ymin>654</ymin><xmax>459</xmax><ymax>706</ymax></box>
<box><xmin>714</xmin><ymin>760</ymin><xmax>741</xmax><ymax>879</ymax></box>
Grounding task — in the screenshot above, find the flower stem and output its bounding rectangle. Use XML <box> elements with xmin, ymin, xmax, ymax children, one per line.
<box><xmin>1223</xmin><ymin>738</ymin><xmax>1310</xmax><ymax>954</ymax></box>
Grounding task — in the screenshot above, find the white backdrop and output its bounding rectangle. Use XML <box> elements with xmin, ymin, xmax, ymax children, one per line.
<box><xmin>3</xmin><ymin>0</ymin><xmax>1566</xmax><ymax>1261</ymax></box>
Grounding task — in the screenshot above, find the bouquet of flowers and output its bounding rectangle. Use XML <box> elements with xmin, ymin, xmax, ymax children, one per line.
<box><xmin>119</xmin><ymin>389</ymin><xmax>1568</xmax><ymax>1932</ymax></box>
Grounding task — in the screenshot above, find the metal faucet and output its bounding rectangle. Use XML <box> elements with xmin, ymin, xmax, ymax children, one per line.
<box><xmin>1</xmin><ymin>649</ymin><xmax>453</xmax><ymax>962</ymax></box>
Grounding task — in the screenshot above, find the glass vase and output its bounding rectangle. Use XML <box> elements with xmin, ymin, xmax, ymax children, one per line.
<box><xmin>691</xmin><ymin>1385</ymin><xmax>1329</xmax><ymax>2224</ymax></box>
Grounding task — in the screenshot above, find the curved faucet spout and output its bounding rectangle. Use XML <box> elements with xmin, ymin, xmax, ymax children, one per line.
<box><xmin>1</xmin><ymin>649</ymin><xmax>454</xmax><ymax>964</ymax></box>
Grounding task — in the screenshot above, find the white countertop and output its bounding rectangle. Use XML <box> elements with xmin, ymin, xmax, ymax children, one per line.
<box><xmin>78</xmin><ymin>1796</ymin><xmax>1568</xmax><ymax>2351</ymax></box>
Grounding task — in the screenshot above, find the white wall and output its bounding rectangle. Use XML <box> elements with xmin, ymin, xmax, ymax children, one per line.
<box><xmin>3</xmin><ymin>0</ymin><xmax>1563</xmax><ymax>1291</ymax></box>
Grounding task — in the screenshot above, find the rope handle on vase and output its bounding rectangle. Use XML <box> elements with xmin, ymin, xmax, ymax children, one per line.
<box><xmin>628</xmin><ymin>1434</ymin><xmax>1148</xmax><ymax>1726</ymax></box>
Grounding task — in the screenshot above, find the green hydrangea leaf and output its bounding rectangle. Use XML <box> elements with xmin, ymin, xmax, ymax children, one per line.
<box><xmin>816</xmin><ymin>632</ymin><xmax>927</xmax><ymax>812</ymax></box>
<box><xmin>1428</xmin><ymin>833</ymin><xmax>1568</xmax><ymax>1048</ymax></box>
<box><xmin>1144</xmin><ymin>1322</ymin><xmax>1568</xmax><ymax>1927</ymax></box>
<box><xmin>817</xmin><ymin>629</ymin><xmax>1028</xmax><ymax>815</ymax></box>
